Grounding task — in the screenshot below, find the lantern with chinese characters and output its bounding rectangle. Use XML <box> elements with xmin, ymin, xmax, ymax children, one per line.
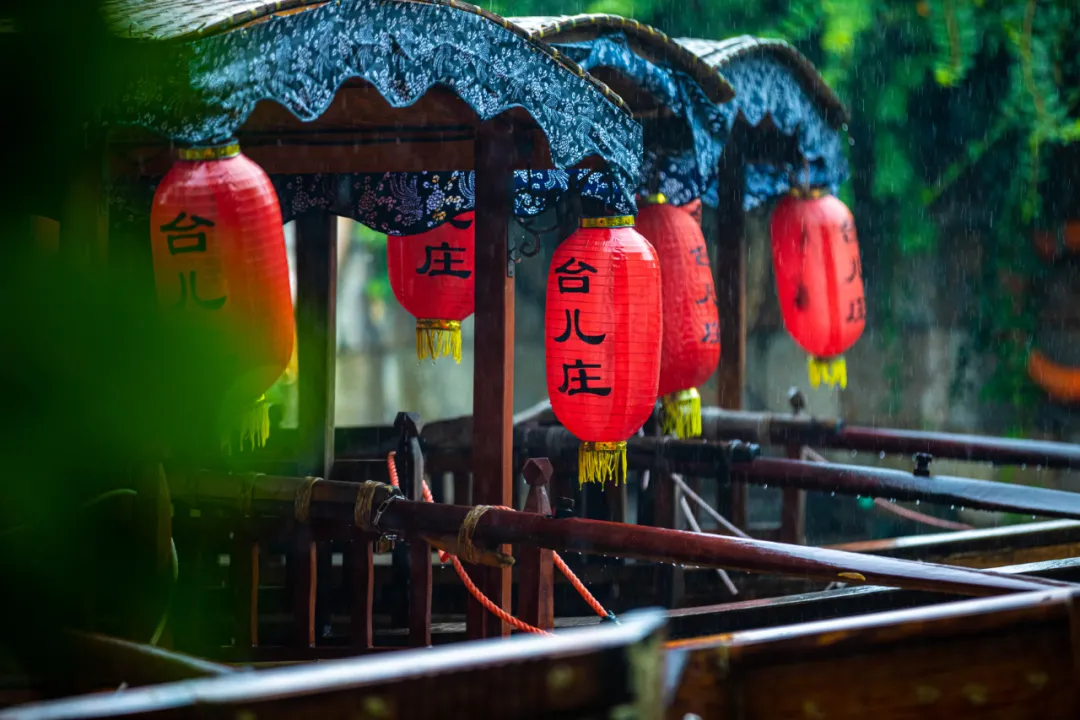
<box><xmin>546</xmin><ymin>215</ymin><xmax>662</xmax><ymax>486</ymax></box>
<box><xmin>387</xmin><ymin>212</ymin><xmax>475</xmax><ymax>363</ymax></box>
<box><xmin>770</xmin><ymin>189</ymin><xmax>865</xmax><ymax>389</ymax></box>
<box><xmin>637</xmin><ymin>195</ymin><xmax>720</xmax><ymax>438</ymax></box>
<box><xmin>150</xmin><ymin>141</ymin><xmax>294</xmax><ymax>451</ymax></box>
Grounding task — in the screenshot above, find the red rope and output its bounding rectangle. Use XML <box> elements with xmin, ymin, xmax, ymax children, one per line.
<box><xmin>384</xmin><ymin>452</ymin><xmax>611</xmax><ymax>632</ymax></box>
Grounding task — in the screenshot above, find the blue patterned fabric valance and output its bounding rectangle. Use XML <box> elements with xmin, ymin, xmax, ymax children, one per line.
<box><xmin>271</xmin><ymin>170</ymin><xmax>634</xmax><ymax>234</ymax></box>
<box><xmin>107</xmin><ymin>168</ymin><xmax>635</xmax><ymax>240</ymax></box>
<box><xmin>105</xmin><ymin>0</ymin><xmax>642</xmax><ymax>206</ymax></box>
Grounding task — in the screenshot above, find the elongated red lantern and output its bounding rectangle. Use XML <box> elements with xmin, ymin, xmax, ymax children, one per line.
<box><xmin>150</xmin><ymin>141</ymin><xmax>294</xmax><ymax>451</ymax></box>
<box><xmin>770</xmin><ymin>189</ymin><xmax>865</xmax><ymax>389</ymax></box>
<box><xmin>387</xmin><ymin>212</ymin><xmax>475</xmax><ymax>363</ymax></box>
<box><xmin>637</xmin><ymin>195</ymin><xmax>720</xmax><ymax>438</ymax></box>
<box><xmin>546</xmin><ymin>216</ymin><xmax>662</xmax><ymax>486</ymax></box>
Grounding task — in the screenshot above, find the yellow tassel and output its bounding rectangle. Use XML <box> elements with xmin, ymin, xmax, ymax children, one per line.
<box><xmin>416</xmin><ymin>319</ymin><xmax>462</xmax><ymax>364</ymax></box>
<box><xmin>660</xmin><ymin>388</ymin><xmax>702</xmax><ymax>438</ymax></box>
<box><xmin>221</xmin><ymin>395</ymin><xmax>271</xmax><ymax>454</ymax></box>
<box><xmin>808</xmin><ymin>356</ymin><xmax>848</xmax><ymax>390</ymax></box>
<box><xmin>578</xmin><ymin>441</ymin><xmax>627</xmax><ymax>488</ymax></box>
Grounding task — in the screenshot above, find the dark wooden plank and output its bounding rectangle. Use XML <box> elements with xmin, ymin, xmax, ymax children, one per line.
<box><xmin>2</xmin><ymin>611</ymin><xmax>668</xmax><ymax>720</ymax></box>
<box><xmin>468</xmin><ymin>118</ymin><xmax>517</xmax><ymax>640</ymax></box>
<box><xmin>519</xmin><ymin>459</ymin><xmax>555</xmax><ymax>631</ymax></box>
<box><xmin>667</xmin><ymin>589</ymin><xmax>1079</xmax><ymax>719</ymax></box>
<box><xmin>666</xmin><ymin>556</ymin><xmax>1080</xmax><ymax>640</ymax></box>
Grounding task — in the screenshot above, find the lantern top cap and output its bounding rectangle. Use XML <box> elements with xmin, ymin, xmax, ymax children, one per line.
<box><xmin>579</xmin><ymin>215</ymin><xmax>636</xmax><ymax>229</ymax></box>
<box><xmin>178</xmin><ymin>141</ymin><xmax>241</xmax><ymax>161</ymax></box>
<box><xmin>788</xmin><ymin>187</ymin><xmax>830</xmax><ymax>200</ymax></box>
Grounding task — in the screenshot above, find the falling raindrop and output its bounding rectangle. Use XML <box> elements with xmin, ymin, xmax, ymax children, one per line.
<box><xmin>830</xmin><ymin>491</ymin><xmax>836</xmax><ymax>497</ymax></box>
<box><xmin>950</xmin><ymin>505</ymin><xmax>956</xmax><ymax>510</ymax></box>
<box><xmin>915</xmin><ymin>499</ymin><xmax>921</xmax><ymax>505</ymax></box>
<box><xmin>850</xmin><ymin>450</ymin><xmax>858</xmax><ymax>458</ymax></box>
<box><xmin>879</xmin><ymin>451</ymin><xmax>886</xmax><ymax>459</ymax></box>
<box><xmin>1021</xmin><ymin>463</ymin><xmax>1027</xmax><ymax>470</ymax></box>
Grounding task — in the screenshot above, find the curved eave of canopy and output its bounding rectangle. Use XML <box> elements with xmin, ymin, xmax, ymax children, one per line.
<box><xmin>98</xmin><ymin>0</ymin><xmax>640</xmax><ymax>185</ymax></box>
<box><xmin>677</xmin><ymin>35</ymin><xmax>848</xmax><ymax>128</ymax></box>
<box><xmin>512</xmin><ymin>14</ymin><xmax>734</xmax><ymax>106</ymax></box>
<box><xmin>98</xmin><ymin>0</ymin><xmax>650</xmax><ymax>236</ymax></box>
<box><xmin>676</xmin><ymin>35</ymin><xmax>851</xmax><ymax>210</ymax></box>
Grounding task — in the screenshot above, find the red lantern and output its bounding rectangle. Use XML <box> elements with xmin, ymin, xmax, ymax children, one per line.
<box><xmin>150</xmin><ymin>141</ymin><xmax>294</xmax><ymax>450</ymax></box>
<box><xmin>770</xmin><ymin>190</ymin><xmax>865</xmax><ymax>389</ymax></box>
<box><xmin>387</xmin><ymin>212</ymin><xmax>475</xmax><ymax>363</ymax></box>
<box><xmin>637</xmin><ymin>196</ymin><xmax>720</xmax><ymax>438</ymax></box>
<box><xmin>546</xmin><ymin>216</ymin><xmax>662</xmax><ymax>486</ymax></box>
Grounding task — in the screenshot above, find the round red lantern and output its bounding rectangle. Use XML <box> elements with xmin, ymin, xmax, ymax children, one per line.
<box><xmin>546</xmin><ymin>215</ymin><xmax>662</xmax><ymax>486</ymax></box>
<box><xmin>387</xmin><ymin>212</ymin><xmax>475</xmax><ymax>363</ymax></box>
<box><xmin>770</xmin><ymin>189</ymin><xmax>865</xmax><ymax>389</ymax></box>
<box><xmin>150</xmin><ymin>141</ymin><xmax>294</xmax><ymax>451</ymax></box>
<box><xmin>637</xmin><ymin>195</ymin><xmax>720</xmax><ymax>438</ymax></box>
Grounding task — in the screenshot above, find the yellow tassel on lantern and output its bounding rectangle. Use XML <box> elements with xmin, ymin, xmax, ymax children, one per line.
<box><xmin>221</xmin><ymin>394</ymin><xmax>271</xmax><ymax>454</ymax></box>
<box><xmin>416</xmin><ymin>318</ymin><xmax>462</xmax><ymax>364</ymax></box>
<box><xmin>808</xmin><ymin>356</ymin><xmax>848</xmax><ymax>389</ymax></box>
<box><xmin>660</xmin><ymin>388</ymin><xmax>702</xmax><ymax>438</ymax></box>
<box><xmin>578</xmin><ymin>441</ymin><xmax>628</xmax><ymax>488</ymax></box>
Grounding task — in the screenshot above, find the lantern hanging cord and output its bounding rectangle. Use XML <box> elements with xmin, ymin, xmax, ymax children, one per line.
<box><xmin>385</xmin><ymin>453</ymin><xmax>615</xmax><ymax>631</ymax></box>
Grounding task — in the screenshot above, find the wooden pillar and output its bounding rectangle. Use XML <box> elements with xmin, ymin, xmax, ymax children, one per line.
<box><xmin>396</xmin><ymin>413</ymin><xmax>432</xmax><ymax>648</ymax></box>
<box><xmin>467</xmin><ymin>118</ymin><xmax>516</xmax><ymax>639</ymax></box>
<box><xmin>518</xmin><ymin>459</ymin><xmax>554</xmax><ymax>632</ymax></box>
<box><xmin>713</xmin><ymin>142</ymin><xmax>748</xmax><ymax>530</ymax></box>
<box><xmin>60</xmin><ymin>139</ymin><xmax>107</xmax><ymax>265</ymax></box>
<box><xmin>292</xmin><ymin>210</ymin><xmax>337</xmax><ymax>648</ymax></box>
<box><xmin>347</xmin><ymin>538</ymin><xmax>374</xmax><ymax>649</ymax></box>
<box><xmin>780</xmin><ymin>392</ymin><xmax>808</xmax><ymax>544</ymax></box>
<box><xmin>295</xmin><ymin>210</ymin><xmax>338</xmax><ymax>478</ymax></box>
<box><xmin>231</xmin><ymin>522</ymin><xmax>259</xmax><ymax>656</ymax></box>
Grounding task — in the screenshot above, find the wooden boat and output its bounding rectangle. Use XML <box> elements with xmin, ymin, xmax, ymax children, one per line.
<box><xmin>6</xmin><ymin>1</ymin><xmax>1080</xmax><ymax>718</ymax></box>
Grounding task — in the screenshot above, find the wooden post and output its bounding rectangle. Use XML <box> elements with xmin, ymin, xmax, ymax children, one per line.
<box><xmin>347</xmin><ymin>536</ymin><xmax>374</xmax><ymax>649</ymax></box>
<box><xmin>231</xmin><ymin>522</ymin><xmax>259</xmax><ymax>656</ymax></box>
<box><xmin>295</xmin><ymin>210</ymin><xmax>338</xmax><ymax>478</ymax></box>
<box><xmin>292</xmin><ymin>210</ymin><xmax>337</xmax><ymax>648</ymax></box>
<box><xmin>468</xmin><ymin>118</ymin><xmax>516</xmax><ymax>639</ymax></box>
<box><xmin>60</xmin><ymin>138</ymin><xmax>107</xmax><ymax>265</ymax></box>
<box><xmin>713</xmin><ymin>141</ymin><xmax>748</xmax><ymax>530</ymax></box>
<box><xmin>780</xmin><ymin>390</ymin><xmax>808</xmax><ymax>544</ymax></box>
<box><xmin>518</xmin><ymin>459</ymin><xmax>554</xmax><ymax>632</ymax></box>
<box><xmin>397</xmin><ymin>412</ymin><xmax>432</xmax><ymax>648</ymax></box>
<box><xmin>130</xmin><ymin>463</ymin><xmax>173</xmax><ymax>645</ymax></box>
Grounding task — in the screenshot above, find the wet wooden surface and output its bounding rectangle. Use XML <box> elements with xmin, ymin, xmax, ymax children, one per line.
<box><xmin>667</xmin><ymin>588</ymin><xmax>1080</xmax><ymax>719</ymax></box>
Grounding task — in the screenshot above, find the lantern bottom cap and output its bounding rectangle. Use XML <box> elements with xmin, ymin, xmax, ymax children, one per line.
<box><xmin>661</xmin><ymin>387</ymin><xmax>702</xmax><ymax>438</ymax></box>
<box><xmin>416</xmin><ymin>319</ymin><xmax>463</xmax><ymax>364</ymax></box>
<box><xmin>578</xmin><ymin>441</ymin><xmax>628</xmax><ymax>488</ymax></box>
<box><xmin>808</xmin><ymin>356</ymin><xmax>848</xmax><ymax>390</ymax></box>
<box><xmin>221</xmin><ymin>394</ymin><xmax>272</xmax><ymax>454</ymax></box>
